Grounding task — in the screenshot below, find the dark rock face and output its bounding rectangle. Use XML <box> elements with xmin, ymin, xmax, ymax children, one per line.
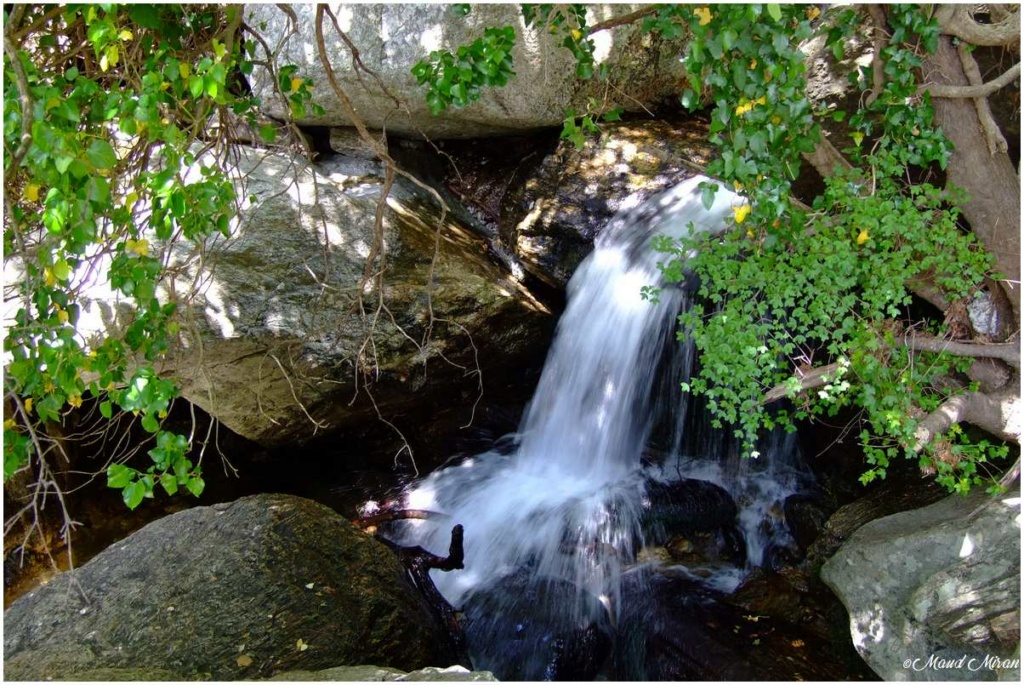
<box><xmin>610</xmin><ymin>570</ymin><xmax>867</xmax><ymax>681</ymax></box>
<box><xmin>498</xmin><ymin>119</ymin><xmax>717</xmax><ymax>288</ymax></box>
<box><xmin>641</xmin><ymin>478</ymin><xmax>746</xmax><ymax>566</ymax></box>
<box><xmin>461</xmin><ymin>573</ymin><xmax>614</xmax><ymax>681</ymax></box>
<box><xmin>3</xmin><ymin>494</ymin><xmax>456</xmax><ymax>680</ymax></box>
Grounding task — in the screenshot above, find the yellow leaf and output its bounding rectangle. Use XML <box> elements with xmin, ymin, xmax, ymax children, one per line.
<box><xmin>755</xmin><ymin>95</ymin><xmax>767</xmax><ymax>106</ymax></box>
<box><xmin>770</xmin><ymin>115</ymin><xmax>782</xmax><ymax>125</ymax></box>
<box><xmin>733</xmin><ymin>180</ymin><xmax>744</xmax><ymax>192</ymax></box>
<box><xmin>179</xmin><ymin>63</ymin><xmax>191</xmax><ymax>80</ymax></box>
<box><xmin>236</xmin><ymin>655</ymin><xmax>253</xmax><ymax>668</ymax></box>
<box><xmin>570</xmin><ymin>29</ymin><xmax>582</xmax><ymax>41</ymax></box>
<box><xmin>57</xmin><ymin>308</ymin><xmax>69</xmax><ymax>324</ymax></box>
<box><xmin>118</xmin><ymin>29</ymin><xmax>134</xmax><ymax>41</ymax></box>
<box><xmin>45</xmin><ymin>96</ymin><xmax>62</xmax><ymax>111</ymax></box>
<box><xmin>24</xmin><ymin>184</ymin><xmax>40</xmax><ymax>202</ymax></box>
<box><xmin>735</xmin><ymin>100</ymin><xmax>754</xmax><ymax>116</ymax></box>
<box><xmin>856</xmin><ymin>228</ymin><xmax>870</xmax><ymax>245</ymax></box>
<box><xmin>806</xmin><ymin>6</ymin><xmax>821</xmax><ymax>20</ymax></box>
<box><xmin>44</xmin><ymin>268</ymin><xmax>56</xmax><ymax>286</ymax></box>
<box><xmin>68</xmin><ymin>394</ymin><xmax>83</xmax><ymax>408</ymax></box>
<box><xmin>3</xmin><ymin>419</ymin><xmax>16</xmax><ymax>430</ymax></box>
<box><xmin>851</xmin><ymin>131</ymin><xmax>865</xmax><ymax>146</ymax></box>
<box><xmin>125</xmin><ymin>192</ymin><xmax>139</xmax><ymax>209</ymax></box>
<box><xmin>732</xmin><ymin>204</ymin><xmax>751</xmax><ymax>224</ymax></box>
<box><xmin>24</xmin><ymin>398</ymin><xmax>33</xmax><ymax>414</ymax></box>
<box><xmin>296</xmin><ymin>639</ymin><xmax>309</xmax><ymax>652</ymax></box>
<box><xmin>126</xmin><ymin>238</ymin><xmax>150</xmax><ymax>257</ymax></box>
<box><xmin>749</xmin><ymin>58</ymin><xmax>757</xmax><ymax>69</ymax></box>
<box><xmin>290</xmin><ymin>77</ymin><xmax>303</xmax><ymax>92</ymax></box>
<box><xmin>43</xmin><ymin>379</ymin><xmax>56</xmax><ymax>393</ymax></box>
<box><xmin>694</xmin><ymin>7</ymin><xmax>712</xmax><ymax>26</ymax></box>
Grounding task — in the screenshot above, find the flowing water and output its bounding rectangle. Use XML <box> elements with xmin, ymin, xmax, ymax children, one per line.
<box><xmin>389</xmin><ymin>176</ymin><xmax>813</xmax><ymax>677</ymax></box>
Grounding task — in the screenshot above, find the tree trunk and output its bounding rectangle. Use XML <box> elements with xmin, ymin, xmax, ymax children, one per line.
<box><xmin>923</xmin><ymin>36</ymin><xmax>1021</xmax><ymax>322</ymax></box>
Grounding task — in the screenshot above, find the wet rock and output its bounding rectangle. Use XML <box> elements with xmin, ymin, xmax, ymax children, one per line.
<box><xmin>3</xmin><ymin>494</ymin><xmax>457</xmax><ymax>680</ymax></box>
<box><xmin>610</xmin><ymin>569</ymin><xmax>864</xmax><ymax>681</ymax></box>
<box><xmin>784</xmin><ymin>491</ymin><xmax>831</xmax><ymax>554</ymax></box>
<box><xmin>641</xmin><ymin>478</ymin><xmax>745</xmax><ymax>566</ymax></box>
<box><xmin>245</xmin><ymin>5</ymin><xmax>688</xmax><ymax>139</ymax></box>
<box><xmin>461</xmin><ymin>572</ymin><xmax>613</xmax><ymax>681</ymax></box>
<box><xmin>821</xmin><ymin>487</ymin><xmax>1021</xmax><ymax>681</ymax></box>
<box><xmin>270</xmin><ymin>664</ymin><xmax>497</xmax><ymax>681</ymax></box>
<box><xmin>498</xmin><ymin>119</ymin><xmax>717</xmax><ymax>288</ymax></box>
<box><xmin>806</xmin><ymin>476</ymin><xmax>948</xmax><ymax>566</ymax></box>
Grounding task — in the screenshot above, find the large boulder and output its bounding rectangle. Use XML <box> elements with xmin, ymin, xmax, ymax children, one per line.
<box><xmin>3</xmin><ymin>494</ymin><xmax>458</xmax><ymax>680</ymax></box>
<box><xmin>498</xmin><ymin>118</ymin><xmax>717</xmax><ymax>287</ymax></box>
<box><xmin>77</xmin><ymin>146</ymin><xmax>551</xmax><ymax>453</ymax></box>
<box><xmin>244</xmin><ymin>4</ymin><xmax>688</xmax><ymax>138</ymax></box>
<box><xmin>821</xmin><ymin>487</ymin><xmax>1021</xmax><ymax>681</ymax></box>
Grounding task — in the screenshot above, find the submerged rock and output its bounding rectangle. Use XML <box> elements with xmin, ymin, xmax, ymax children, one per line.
<box><xmin>610</xmin><ymin>569</ymin><xmax>862</xmax><ymax>681</ymax></box>
<box><xmin>461</xmin><ymin>572</ymin><xmax>613</xmax><ymax>681</ymax></box>
<box><xmin>821</xmin><ymin>487</ymin><xmax>1021</xmax><ymax>681</ymax></box>
<box><xmin>3</xmin><ymin>494</ymin><xmax>457</xmax><ymax>680</ymax></box>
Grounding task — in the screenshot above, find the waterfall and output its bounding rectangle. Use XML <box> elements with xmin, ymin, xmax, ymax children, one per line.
<box><xmin>390</xmin><ymin>176</ymin><xmax>812</xmax><ymax>677</ymax></box>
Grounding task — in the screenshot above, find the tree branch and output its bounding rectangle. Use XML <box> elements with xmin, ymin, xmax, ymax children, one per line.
<box><xmin>923</xmin><ymin>61</ymin><xmax>1021</xmax><ymax>100</ymax></box>
<box><xmin>587</xmin><ymin>6</ymin><xmax>659</xmax><ymax>35</ymax></box>
<box><xmin>762</xmin><ymin>362</ymin><xmax>842</xmax><ymax>405</ymax></box>
<box><xmin>900</xmin><ymin>332</ymin><xmax>1020</xmax><ymax>368</ymax></box>
<box><xmin>2</xmin><ymin>29</ymin><xmax>34</xmax><ymax>168</ymax></box>
<box><xmin>802</xmin><ymin>136</ymin><xmax>855</xmax><ymax>178</ymax></box>
<box><xmin>864</xmin><ymin>5</ymin><xmax>889</xmax><ymax>107</ymax></box>
<box><xmin>912</xmin><ymin>391</ymin><xmax>1022</xmax><ymax>451</ymax></box>
<box><xmin>936</xmin><ymin>5</ymin><xmax>1021</xmax><ymax>47</ymax></box>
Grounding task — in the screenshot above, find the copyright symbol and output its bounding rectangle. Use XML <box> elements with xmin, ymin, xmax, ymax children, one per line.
<box><xmin>903</xmin><ymin>659</ymin><xmax>913</xmax><ymax>669</ymax></box>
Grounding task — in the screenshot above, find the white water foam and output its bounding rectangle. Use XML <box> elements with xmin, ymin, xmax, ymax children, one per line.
<box><xmin>397</xmin><ymin>176</ymin><xmax>751</xmax><ymax>611</ymax></box>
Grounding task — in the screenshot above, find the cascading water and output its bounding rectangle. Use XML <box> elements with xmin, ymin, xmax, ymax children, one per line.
<box><xmin>389</xmin><ymin>176</ymin><xmax>814</xmax><ymax>679</ymax></box>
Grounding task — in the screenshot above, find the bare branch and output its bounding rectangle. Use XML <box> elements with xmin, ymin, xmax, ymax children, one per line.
<box><xmin>587</xmin><ymin>6</ymin><xmax>660</xmax><ymax>35</ymax></box>
<box><xmin>2</xmin><ymin>30</ymin><xmax>34</xmax><ymax>167</ymax></box>
<box><xmin>762</xmin><ymin>362</ymin><xmax>842</xmax><ymax>405</ymax></box>
<box><xmin>924</xmin><ymin>61</ymin><xmax>1021</xmax><ymax>100</ymax></box>
<box><xmin>900</xmin><ymin>332</ymin><xmax>1020</xmax><ymax>368</ymax></box>
<box><xmin>913</xmin><ymin>391</ymin><xmax>1022</xmax><ymax>451</ymax></box>
<box><xmin>936</xmin><ymin>5</ymin><xmax>1021</xmax><ymax>47</ymax></box>
<box><xmin>802</xmin><ymin>136</ymin><xmax>855</xmax><ymax>178</ymax></box>
<box><xmin>865</xmin><ymin>5</ymin><xmax>889</xmax><ymax>107</ymax></box>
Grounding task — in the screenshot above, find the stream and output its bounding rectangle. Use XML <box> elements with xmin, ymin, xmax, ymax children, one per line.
<box><xmin>373</xmin><ymin>177</ymin><xmax>857</xmax><ymax>679</ymax></box>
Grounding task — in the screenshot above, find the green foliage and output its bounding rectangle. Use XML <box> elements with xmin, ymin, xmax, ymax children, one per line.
<box><xmin>411</xmin><ymin>26</ymin><xmax>517</xmax><ymax>114</ymax></box>
<box><xmin>2</xmin><ymin>4</ymin><xmax>313</xmax><ymax>508</ymax></box>
<box><xmin>413</xmin><ymin>4</ymin><xmax>1009</xmax><ymax>493</ymax></box>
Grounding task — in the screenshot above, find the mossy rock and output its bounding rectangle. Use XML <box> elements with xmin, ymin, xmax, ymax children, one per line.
<box><xmin>3</xmin><ymin>494</ymin><xmax>457</xmax><ymax>680</ymax></box>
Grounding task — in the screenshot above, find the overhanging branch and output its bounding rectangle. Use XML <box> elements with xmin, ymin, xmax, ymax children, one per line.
<box><xmin>762</xmin><ymin>362</ymin><xmax>842</xmax><ymax>405</ymax></box>
<box><xmin>923</xmin><ymin>61</ymin><xmax>1021</xmax><ymax>99</ymax></box>
<box><xmin>901</xmin><ymin>332</ymin><xmax>1020</xmax><ymax>368</ymax></box>
<box><xmin>912</xmin><ymin>391</ymin><xmax>1022</xmax><ymax>451</ymax></box>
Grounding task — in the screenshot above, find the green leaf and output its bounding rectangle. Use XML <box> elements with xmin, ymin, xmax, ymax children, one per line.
<box><xmin>141</xmin><ymin>413</ymin><xmax>159</xmax><ymax>433</ymax></box>
<box><xmin>86</xmin><ymin>139</ymin><xmax>118</xmax><ymax>170</ymax></box>
<box><xmin>100</xmin><ymin>400</ymin><xmax>113</xmax><ymax>419</ymax></box>
<box><xmin>123</xmin><ymin>479</ymin><xmax>146</xmax><ymax>509</ymax></box>
<box><xmin>186</xmin><ymin>475</ymin><xmax>205</xmax><ymax>497</ymax></box>
<box><xmin>160</xmin><ymin>471</ymin><xmax>179</xmax><ymax>495</ymax></box>
<box><xmin>107</xmin><ymin>463</ymin><xmax>133</xmax><ymax>488</ymax></box>
<box><xmin>189</xmin><ymin>75</ymin><xmax>204</xmax><ymax>98</ymax></box>
<box><xmin>766</xmin><ymin>4</ymin><xmax>782</xmax><ymax>21</ymax></box>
